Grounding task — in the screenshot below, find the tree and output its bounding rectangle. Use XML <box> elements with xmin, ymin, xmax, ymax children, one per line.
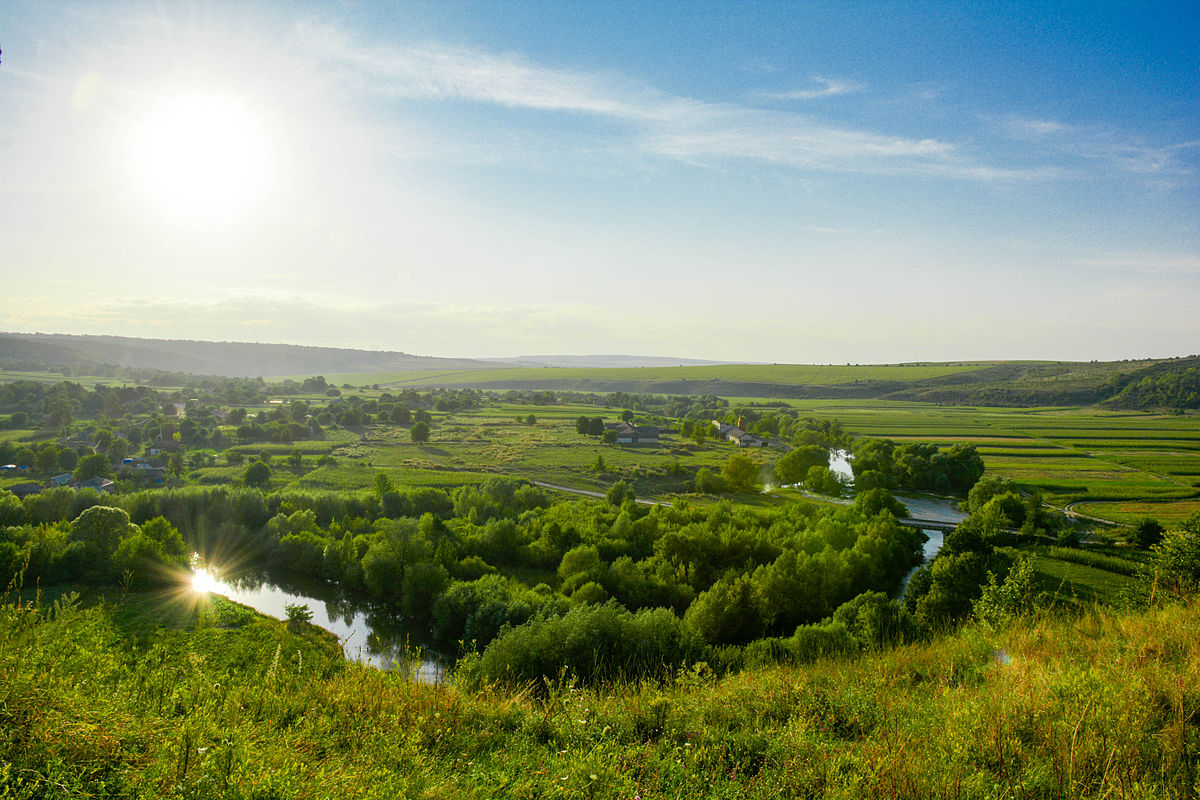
<box><xmin>411</xmin><ymin>421</ymin><xmax>431</xmax><ymax>443</ymax></box>
<box><xmin>244</xmin><ymin>460</ymin><xmax>271</xmax><ymax>487</ymax></box>
<box><xmin>285</xmin><ymin>603</ymin><xmax>313</xmax><ymax>626</ymax></box>
<box><xmin>1151</xmin><ymin>512</ymin><xmax>1200</xmax><ymax>600</ymax></box>
<box><xmin>1131</xmin><ymin>517</ymin><xmax>1164</xmax><ymax>549</ymax></box>
<box><xmin>575</xmin><ymin>415</ymin><xmax>590</xmax><ymax>434</ymax></box>
<box><xmin>620</xmin><ymin>409</ymin><xmax>635</xmax><ymax>422</ymax></box>
<box><xmin>721</xmin><ymin>454</ymin><xmax>761</xmax><ymax>493</ymax></box>
<box><xmin>606</xmin><ymin>479</ymin><xmax>635</xmax><ymax>506</ymax></box>
<box><xmin>70</xmin><ymin>505</ymin><xmax>136</xmax><ymax>562</ymax></box>
<box><xmin>587</xmin><ymin>417</ymin><xmax>605</xmax><ymax>436</ymax></box>
<box><xmin>774</xmin><ymin>445</ymin><xmax>828</xmax><ymax>485</ymax></box>
<box><xmin>48</xmin><ymin>398</ymin><xmax>74</xmax><ymax>429</ymax></box>
<box><xmin>601</xmin><ymin>430</ymin><xmax>617</xmax><ymax>444</ymax></box>
<box><xmin>853</xmin><ymin>487</ymin><xmax>909</xmax><ymax>518</ymax></box>
<box><xmin>525</xmin><ymin>414</ymin><xmax>537</xmax><ymax>426</ymax></box>
<box><xmin>684</xmin><ymin>574</ymin><xmax>765</xmax><ymax>644</ymax></box>
<box><xmin>693</xmin><ymin>468</ymin><xmax>724</xmax><ymax>493</ymax></box>
<box><xmin>74</xmin><ymin>453</ymin><xmax>111</xmax><ymax>482</ymax></box>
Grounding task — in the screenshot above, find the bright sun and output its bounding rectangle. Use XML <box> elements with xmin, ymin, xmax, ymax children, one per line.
<box><xmin>131</xmin><ymin>91</ymin><xmax>272</xmax><ymax>222</ymax></box>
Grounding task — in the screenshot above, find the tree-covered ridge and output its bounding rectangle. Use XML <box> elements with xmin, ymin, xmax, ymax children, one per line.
<box><xmin>1102</xmin><ymin>355</ymin><xmax>1200</xmax><ymax>410</ymax></box>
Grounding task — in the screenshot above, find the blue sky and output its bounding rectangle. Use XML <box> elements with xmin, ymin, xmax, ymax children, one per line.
<box><xmin>1</xmin><ymin>1</ymin><xmax>1196</xmax><ymax>362</ymax></box>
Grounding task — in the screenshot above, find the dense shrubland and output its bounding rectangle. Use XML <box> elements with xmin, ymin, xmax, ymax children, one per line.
<box><xmin>2</xmin><ymin>476</ymin><xmax>928</xmax><ymax>682</ymax></box>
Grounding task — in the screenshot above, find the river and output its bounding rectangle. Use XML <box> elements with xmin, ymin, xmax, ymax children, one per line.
<box><xmin>194</xmin><ymin>450</ymin><xmax>965</xmax><ymax>674</ymax></box>
<box><xmin>192</xmin><ymin>566</ymin><xmax>446</xmax><ymax>681</ymax></box>
<box><xmin>826</xmin><ymin>449</ymin><xmax>967</xmax><ymax>596</ymax></box>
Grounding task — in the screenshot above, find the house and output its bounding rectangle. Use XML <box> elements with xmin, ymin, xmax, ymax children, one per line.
<box><xmin>610</xmin><ymin>421</ymin><xmax>661</xmax><ymax>444</ymax></box>
<box><xmin>730</xmin><ymin>431</ymin><xmax>768</xmax><ymax>448</ymax></box>
<box><xmin>6</xmin><ymin>482</ymin><xmax>42</xmax><ymax>498</ymax></box>
<box><xmin>49</xmin><ymin>473</ymin><xmax>74</xmax><ymax>487</ymax></box>
<box><xmin>712</xmin><ymin>421</ymin><xmax>767</xmax><ymax>447</ymax></box>
<box><xmin>122</xmin><ymin>462</ymin><xmax>165</xmax><ymax>483</ymax></box>
<box><xmin>77</xmin><ymin>476</ymin><xmax>116</xmax><ymax>493</ymax></box>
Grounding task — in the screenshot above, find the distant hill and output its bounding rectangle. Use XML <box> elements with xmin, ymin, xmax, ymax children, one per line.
<box><xmin>480</xmin><ymin>354</ymin><xmax>748</xmax><ymax>369</ymax></box>
<box><xmin>0</xmin><ymin>332</ymin><xmax>498</xmax><ymax>379</ymax></box>
<box><xmin>2</xmin><ymin>332</ymin><xmax>1196</xmax><ymax>410</ymax></box>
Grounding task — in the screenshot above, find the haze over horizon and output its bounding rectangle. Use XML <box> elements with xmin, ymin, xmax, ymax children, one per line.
<box><xmin>1</xmin><ymin>2</ymin><xmax>1196</xmax><ymax>364</ymax></box>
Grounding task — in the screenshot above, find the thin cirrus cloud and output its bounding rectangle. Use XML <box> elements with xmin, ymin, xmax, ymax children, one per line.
<box><xmin>295</xmin><ymin>22</ymin><xmax>1037</xmax><ymax>181</ymax></box>
<box><xmin>996</xmin><ymin>115</ymin><xmax>1199</xmax><ymax>176</ymax></box>
<box><xmin>761</xmin><ymin>76</ymin><xmax>866</xmax><ymax>100</ymax></box>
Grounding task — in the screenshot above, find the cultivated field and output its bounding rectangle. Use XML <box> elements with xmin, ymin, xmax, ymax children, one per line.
<box><xmin>764</xmin><ymin>400</ymin><xmax>1200</xmax><ymax>523</ymax></box>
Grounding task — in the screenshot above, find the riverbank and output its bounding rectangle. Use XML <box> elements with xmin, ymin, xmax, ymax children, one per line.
<box><xmin>3</xmin><ymin>586</ymin><xmax>1195</xmax><ymax>798</ymax></box>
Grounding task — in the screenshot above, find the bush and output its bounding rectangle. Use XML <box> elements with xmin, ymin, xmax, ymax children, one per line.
<box><xmin>471</xmin><ymin>602</ymin><xmax>708</xmax><ymax>688</ymax></box>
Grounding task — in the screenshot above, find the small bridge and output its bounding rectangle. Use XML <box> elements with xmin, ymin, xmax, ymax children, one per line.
<box><xmin>898</xmin><ymin>517</ymin><xmax>961</xmax><ymax>532</ymax></box>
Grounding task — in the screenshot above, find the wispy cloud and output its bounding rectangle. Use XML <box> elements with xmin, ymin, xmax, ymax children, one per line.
<box><xmin>293</xmin><ymin>22</ymin><xmax>1036</xmax><ymax>180</ymax></box>
<box><xmin>995</xmin><ymin>115</ymin><xmax>1199</xmax><ymax>176</ymax></box>
<box><xmin>762</xmin><ymin>76</ymin><xmax>865</xmax><ymax>100</ymax></box>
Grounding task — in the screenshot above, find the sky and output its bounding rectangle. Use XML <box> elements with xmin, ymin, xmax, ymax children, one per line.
<box><xmin>1</xmin><ymin>1</ymin><xmax>1197</xmax><ymax>363</ymax></box>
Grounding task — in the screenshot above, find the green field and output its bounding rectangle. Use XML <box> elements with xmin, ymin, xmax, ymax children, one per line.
<box><xmin>757</xmin><ymin>401</ymin><xmax>1200</xmax><ymax>523</ymax></box>
<box><xmin>301</xmin><ymin>403</ymin><xmax>761</xmax><ymax>498</ymax></box>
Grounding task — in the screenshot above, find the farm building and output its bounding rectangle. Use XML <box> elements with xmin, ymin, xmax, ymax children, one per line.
<box><xmin>609</xmin><ymin>421</ymin><xmax>661</xmax><ymax>444</ymax></box>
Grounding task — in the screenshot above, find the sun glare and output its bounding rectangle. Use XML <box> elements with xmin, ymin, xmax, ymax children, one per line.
<box><xmin>131</xmin><ymin>91</ymin><xmax>273</xmax><ymax>223</ymax></box>
<box><xmin>191</xmin><ymin>567</ymin><xmax>223</xmax><ymax>595</ymax></box>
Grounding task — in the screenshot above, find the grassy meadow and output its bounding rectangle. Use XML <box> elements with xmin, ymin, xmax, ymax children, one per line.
<box><xmin>3</xmin><ymin>584</ymin><xmax>1196</xmax><ymax>799</ymax></box>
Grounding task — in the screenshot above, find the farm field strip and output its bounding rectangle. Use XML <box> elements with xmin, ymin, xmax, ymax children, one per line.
<box><xmin>772</xmin><ymin>400</ymin><xmax>1199</xmax><ymax>522</ymax></box>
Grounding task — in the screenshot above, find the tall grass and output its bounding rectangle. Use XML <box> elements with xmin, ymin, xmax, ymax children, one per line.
<box><xmin>2</xmin><ymin>584</ymin><xmax>1197</xmax><ymax>798</ymax></box>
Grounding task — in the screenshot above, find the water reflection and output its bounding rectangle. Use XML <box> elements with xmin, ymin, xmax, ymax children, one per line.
<box><xmin>190</xmin><ymin>560</ymin><xmax>446</xmax><ymax>682</ymax></box>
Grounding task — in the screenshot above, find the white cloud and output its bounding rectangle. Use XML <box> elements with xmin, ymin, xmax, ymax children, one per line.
<box><xmin>295</xmin><ymin>23</ymin><xmax>1035</xmax><ymax>180</ymax></box>
<box><xmin>995</xmin><ymin>115</ymin><xmax>1199</xmax><ymax>176</ymax></box>
<box><xmin>762</xmin><ymin>77</ymin><xmax>866</xmax><ymax>100</ymax></box>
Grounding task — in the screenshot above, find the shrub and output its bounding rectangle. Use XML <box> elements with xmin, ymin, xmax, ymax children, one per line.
<box><xmin>472</xmin><ymin>602</ymin><xmax>708</xmax><ymax>688</ymax></box>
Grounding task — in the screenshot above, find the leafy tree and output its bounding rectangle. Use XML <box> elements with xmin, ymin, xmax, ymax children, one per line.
<box><xmin>74</xmin><ymin>453</ymin><xmax>111</xmax><ymax>482</ymax></box>
<box><xmin>721</xmin><ymin>454</ymin><xmax>761</xmax><ymax>493</ymax></box>
<box><xmin>974</xmin><ymin>555</ymin><xmax>1038</xmax><ymax>627</ymax></box>
<box><xmin>244</xmin><ymin>460</ymin><xmax>271</xmax><ymax>488</ymax></box>
<box><xmin>1151</xmin><ymin>512</ymin><xmax>1200</xmax><ymax>600</ymax></box>
<box><xmin>525</xmin><ymin>414</ymin><xmax>537</xmax><ymax>426</ymax></box>
<box><xmin>853</xmin><ymin>488</ymin><xmax>908</xmax><ymax>518</ymax></box>
<box><xmin>684</xmin><ymin>574</ymin><xmax>765</xmax><ymax>644</ymax></box>
<box><xmin>605</xmin><ymin>480</ymin><xmax>635</xmax><ymax>507</ymax></box>
<box><xmin>70</xmin><ymin>505</ymin><xmax>136</xmax><ymax>562</ymax></box>
<box><xmin>285</xmin><ymin>603</ymin><xmax>313</xmax><ymax>625</ymax></box>
<box><xmin>575</xmin><ymin>415</ymin><xmax>590</xmax><ymax>434</ymax></box>
<box><xmin>774</xmin><ymin>445</ymin><xmax>828</xmax><ymax>485</ymax></box>
<box><xmin>1131</xmin><ymin>517</ymin><xmax>1164</xmax><ymax>550</ymax></box>
<box><xmin>587</xmin><ymin>417</ymin><xmax>605</xmax><ymax>436</ymax></box>
<box><xmin>620</xmin><ymin>409</ymin><xmax>635</xmax><ymax>422</ymax></box>
<box><xmin>601</xmin><ymin>430</ymin><xmax>617</xmax><ymax>444</ymax></box>
<box><xmin>410</xmin><ymin>422</ymin><xmax>431</xmax><ymax>443</ymax></box>
<box><xmin>693</xmin><ymin>468</ymin><xmax>724</xmax><ymax>494</ymax></box>
<box><xmin>804</xmin><ymin>465</ymin><xmax>844</xmax><ymax>496</ymax></box>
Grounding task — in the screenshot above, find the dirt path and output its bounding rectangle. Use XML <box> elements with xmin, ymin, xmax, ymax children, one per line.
<box><xmin>532</xmin><ymin>480</ymin><xmax>670</xmax><ymax>506</ymax></box>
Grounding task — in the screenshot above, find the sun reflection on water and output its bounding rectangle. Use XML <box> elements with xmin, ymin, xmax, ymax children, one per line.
<box><xmin>191</xmin><ymin>567</ymin><xmax>222</xmax><ymax>594</ymax></box>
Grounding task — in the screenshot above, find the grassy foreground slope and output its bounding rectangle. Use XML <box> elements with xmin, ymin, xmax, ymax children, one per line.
<box><xmin>3</xmin><ymin>591</ymin><xmax>1196</xmax><ymax>799</ymax></box>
